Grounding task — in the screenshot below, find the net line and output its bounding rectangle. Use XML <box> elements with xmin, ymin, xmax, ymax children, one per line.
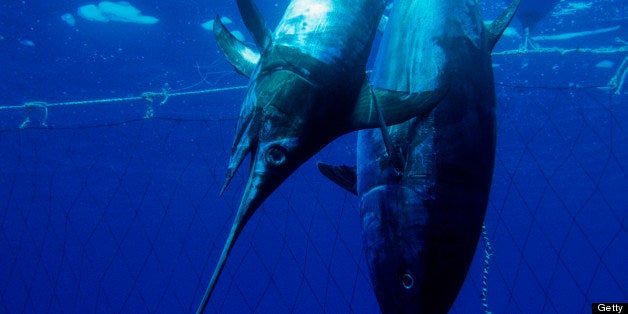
<box><xmin>1</xmin><ymin>39</ymin><xmax>625</xmax><ymax>131</ymax></box>
<box><xmin>0</xmin><ymin>44</ymin><xmax>626</xmax><ymax>313</ymax></box>
<box><xmin>0</xmin><ymin>85</ymin><xmax>248</xmax><ymax>130</ymax></box>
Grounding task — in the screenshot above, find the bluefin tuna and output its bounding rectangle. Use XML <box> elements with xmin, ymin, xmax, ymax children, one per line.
<box><xmin>318</xmin><ymin>0</ymin><xmax>520</xmax><ymax>312</ymax></box>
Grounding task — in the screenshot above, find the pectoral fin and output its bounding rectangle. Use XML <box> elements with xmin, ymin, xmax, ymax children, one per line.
<box><xmin>316</xmin><ymin>162</ymin><xmax>358</xmax><ymax>196</ymax></box>
<box><xmin>213</xmin><ymin>15</ymin><xmax>260</xmax><ymax>77</ymax></box>
<box><xmin>349</xmin><ymin>81</ymin><xmax>447</xmax><ymax>131</ymax></box>
<box><xmin>369</xmin><ymin>84</ymin><xmax>402</xmax><ymax>173</ymax></box>
<box><xmin>236</xmin><ymin>0</ymin><xmax>272</xmax><ymax>51</ymax></box>
<box><xmin>486</xmin><ymin>0</ymin><xmax>521</xmax><ymax>51</ymax></box>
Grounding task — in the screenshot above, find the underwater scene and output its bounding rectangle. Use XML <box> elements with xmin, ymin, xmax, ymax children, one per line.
<box><xmin>0</xmin><ymin>0</ymin><xmax>626</xmax><ymax>313</ymax></box>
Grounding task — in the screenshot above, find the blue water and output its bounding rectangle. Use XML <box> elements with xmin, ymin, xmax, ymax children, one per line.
<box><xmin>0</xmin><ymin>0</ymin><xmax>626</xmax><ymax>313</ymax></box>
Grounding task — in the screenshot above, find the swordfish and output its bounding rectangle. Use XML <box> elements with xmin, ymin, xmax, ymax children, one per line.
<box><xmin>197</xmin><ymin>0</ymin><xmax>445</xmax><ymax>312</ymax></box>
<box><xmin>319</xmin><ymin>0</ymin><xmax>521</xmax><ymax>312</ymax></box>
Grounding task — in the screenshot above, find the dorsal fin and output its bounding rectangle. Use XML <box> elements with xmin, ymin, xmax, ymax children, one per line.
<box><xmin>317</xmin><ymin>162</ymin><xmax>358</xmax><ymax>195</ymax></box>
<box><xmin>213</xmin><ymin>15</ymin><xmax>260</xmax><ymax>78</ymax></box>
<box><xmin>486</xmin><ymin>0</ymin><xmax>521</xmax><ymax>51</ymax></box>
<box><xmin>236</xmin><ymin>0</ymin><xmax>272</xmax><ymax>51</ymax></box>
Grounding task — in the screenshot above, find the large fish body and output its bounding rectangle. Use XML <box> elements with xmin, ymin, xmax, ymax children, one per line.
<box><xmin>356</xmin><ymin>0</ymin><xmax>520</xmax><ymax>312</ymax></box>
<box><xmin>219</xmin><ymin>0</ymin><xmax>389</xmax><ymax>229</ymax></box>
<box><xmin>198</xmin><ymin>0</ymin><xmax>393</xmax><ymax>312</ymax></box>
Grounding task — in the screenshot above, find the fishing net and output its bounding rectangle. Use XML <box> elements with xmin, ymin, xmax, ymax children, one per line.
<box><xmin>0</xmin><ymin>45</ymin><xmax>626</xmax><ymax>313</ymax></box>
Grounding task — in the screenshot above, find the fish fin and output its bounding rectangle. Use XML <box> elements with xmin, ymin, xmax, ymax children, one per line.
<box><xmin>219</xmin><ymin>137</ymin><xmax>250</xmax><ymax>196</ymax></box>
<box><xmin>219</xmin><ymin>104</ymin><xmax>259</xmax><ymax>196</ymax></box>
<box><xmin>213</xmin><ymin>15</ymin><xmax>260</xmax><ymax>77</ymax></box>
<box><xmin>350</xmin><ymin>80</ymin><xmax>447</xmax><ymax>130</ymax></box>
<box><xmin>316</xmin><ymin>162</ymin><xmax>358</xmax><ymax>196</ymax></box>
<box><xmin>486</xmin><ymin>0</ymin><xmax>521</xmax><ymax>51</ymax></box>
<box><xmin>368</xmin><ymin>84</ymin><xmax>402</xmax><ymax>172</ymax></box>
<box><xmin>236</xmin><ymin>0</ymin><xmax>272</xmax><ymax>51</ymax></box>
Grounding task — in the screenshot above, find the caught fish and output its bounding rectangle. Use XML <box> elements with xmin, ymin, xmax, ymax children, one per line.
<box><xmin>197</xmin><ymin>0</ymin><xmax>444</xmax><ymax>312</ymax></box>
<box><xmin>319</xmin><ymin>0</ymin><xmax>520</xmax><ymax>312</ymax></box>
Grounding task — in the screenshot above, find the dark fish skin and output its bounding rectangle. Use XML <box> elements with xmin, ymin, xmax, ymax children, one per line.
<box><xmin>197</xmin><ymin>0</ymin><xmax>389</xmax><ymax>312</ymax></box>
<box><xmin>343</xmin><ymin>0</ymin><xmax>520</xmax><ymax>312</ymax></box>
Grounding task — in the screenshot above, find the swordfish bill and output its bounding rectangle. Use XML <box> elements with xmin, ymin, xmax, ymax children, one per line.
<box><xmin>198</xmin><ymin>0</ymin><xmax>384</xmax><ymax>311</ymax></box>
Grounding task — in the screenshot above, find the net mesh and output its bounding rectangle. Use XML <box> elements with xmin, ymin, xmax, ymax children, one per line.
<box><xmin>0</xmin><ymin>51</ymin><xmax>626</xmax><ymax>313</ymax></box>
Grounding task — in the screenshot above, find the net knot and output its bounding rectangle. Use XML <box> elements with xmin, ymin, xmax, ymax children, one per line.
<box><xmin>141</xmin><ymin>84</ymin><xmax>172</xmax><ymax>119</ymax></box>
<box><xmin>20</xmin><ymin>101</ymin><xmax>49</xmax><ymax>128</ymax></box>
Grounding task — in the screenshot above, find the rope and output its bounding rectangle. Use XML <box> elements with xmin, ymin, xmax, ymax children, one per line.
<box><xmin>3</xmin><ymin>38</ymin><xmax>626</xmax><ymax>129</ymax></box>
<box><xmin>531</xmin><ymin>25</ymin><xmax>621</xmax><ymax>42</ymax></box>
<box><xmin>0</xmin><ymin>85</ymin><xmax>248</xmax><ymax>111</ymax></box>
<box><xmin>492</xmin><ymin>39</ymin><xmax>628</xmax><ymax>94</ymax></box>
<box><xmin>493</xmin><ymin>44</ymin><xmax>628</xmax><ymax>56</ymax></box>
<box><xmin>19</xmin><ymin>101</ymin><xmax>49</xmax><ymax>129</ymax></box>
<box><xmin>609</xmin><ymin>56</ymin><xmax>628</xmax><ymax>95</ymax></box>
<box><xmin>0</xmin><ymin>85</ymin><xmax>248</xmax><ymax>128</ymax></box>
<box><xmin>480</xmin><ymin>223</ymin><xmax>493</xmax><ymax>314</ymax></box>
<box><xmin>3</xmin><ymin>38</ymin><xmax>625</xmax><ymax>114</ymax></box>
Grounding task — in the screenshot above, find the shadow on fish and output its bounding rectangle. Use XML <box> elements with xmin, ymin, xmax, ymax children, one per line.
<box><xmin>197</xmin><ymin>0</ymin><xmax>446</xmax><ymax>312</ymax></box>
<box><xmin>319</xmin><ymin>0</ymin><xmax>520</xmax><ymax>312</ymax></box>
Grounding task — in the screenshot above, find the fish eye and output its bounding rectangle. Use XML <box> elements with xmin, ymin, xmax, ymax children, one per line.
<box><xmin>401</xmin><ymin>272</ymin><xmax>414</xmax><ymax>290</ymax></box>
<box><xmin>265</xmin><ymin>145</ymin><xmax>287</xmax><ymax>166</ymax></box>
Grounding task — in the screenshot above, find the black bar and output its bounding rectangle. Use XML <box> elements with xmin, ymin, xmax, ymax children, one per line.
<box><xmin>592</xmin><ymin>303</ymin><xmax>628</xmax><ymax>314</ymax></box>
